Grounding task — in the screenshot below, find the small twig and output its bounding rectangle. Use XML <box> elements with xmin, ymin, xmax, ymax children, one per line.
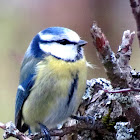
<box><xmin>104</xmin><ymin>87</ymin><xmax>140</xmax><ymax>93</ymax></box>
<box><xmin>0</xmin><ymin>121</ymin><xmax>30</xmax><ymax>140</ymax></box>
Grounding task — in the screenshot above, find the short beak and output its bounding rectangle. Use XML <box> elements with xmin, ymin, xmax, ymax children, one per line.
<box><xmin>78</xmin><ymin>40</ymin><xmax>88</xmax><ymax>47</ymax></box>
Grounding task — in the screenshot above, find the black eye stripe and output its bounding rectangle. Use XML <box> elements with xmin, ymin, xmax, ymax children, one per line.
<box><xmin>40</xmin><ymin>39</ymin><xmax>77</xmax><ymax>45</ymax></box>
<box><xmin>56</xmin><ymin>39</ymin><xmax>77</xmax><ymax>45</ymax></box>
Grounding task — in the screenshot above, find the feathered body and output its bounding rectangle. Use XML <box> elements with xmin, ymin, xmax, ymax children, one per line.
<box><xmin>15</xmin><ymin>27</ymin><xmax>87</xmax><ymax>133</ymax></box>
<box><xmin>23</xmin><ymin>56</ymin><xmax>87</xmax><ymax>130</ymax></box>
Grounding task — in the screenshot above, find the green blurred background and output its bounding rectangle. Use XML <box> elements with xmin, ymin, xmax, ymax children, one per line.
<box><xmin>0</xmin><ymin>0</ymin><xmax>139</xmax><ymax>139</ymax></box>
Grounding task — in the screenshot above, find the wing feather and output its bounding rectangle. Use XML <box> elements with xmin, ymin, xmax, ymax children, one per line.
<box><xmin>15</xmin><ymin>55</ymin><xmax>41</xmax><ymax>132</ymax></box>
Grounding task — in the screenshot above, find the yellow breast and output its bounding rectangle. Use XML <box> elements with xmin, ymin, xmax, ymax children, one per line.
<box><xmin>35</xmin><ymin>55</ymin><xmax>87</xmax><ymax>104</ymax></box>
<box><xmin>37</xmin><ymin>56</ymin><xmax>87</xmax><ymax>79</ymax></box>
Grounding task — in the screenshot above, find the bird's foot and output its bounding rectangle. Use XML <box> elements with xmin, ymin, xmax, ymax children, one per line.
<box><xmin>39</xmin><ymin>123</ymin><xmax>51</xmax><ymax>140</ymax></box>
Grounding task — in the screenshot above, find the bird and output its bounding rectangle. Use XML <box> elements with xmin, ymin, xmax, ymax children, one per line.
<box><xmin>15</xmin><ymin>27</ymin><xmax>88</xmax><ymax>138</ymax></box>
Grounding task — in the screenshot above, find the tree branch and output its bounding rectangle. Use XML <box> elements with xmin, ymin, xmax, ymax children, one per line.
<box><xmin>91</xmin><ymin>22</ymin><xmax>140</xmax><ymax>139</ymax></box>
<box><xmin>0</xmin><ymin>120</ymin><xmax>105</xmax><ymax>140</ymax></box>
<box><xmin>90</xmin><ymin>22</ymin><xmax>135</xmax><ymax>89</ymax></box>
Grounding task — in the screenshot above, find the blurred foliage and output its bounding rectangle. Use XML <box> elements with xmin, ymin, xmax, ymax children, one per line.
<box><xmin>0</xmin><ymin>0</ymin><xmax>139</xmax><ymax>139</ymax></box>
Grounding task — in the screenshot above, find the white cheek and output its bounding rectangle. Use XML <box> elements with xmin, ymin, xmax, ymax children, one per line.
<box><xmin>39</xmin><ymin>43</ymin><xmax>78</xmax><ymax>60</ymax></box>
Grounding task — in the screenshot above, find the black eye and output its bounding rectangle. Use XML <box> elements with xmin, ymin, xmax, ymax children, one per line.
<box><xmin>57</xmin><ymin>39</ymin><xmax>71</xmax><ymax>45</ymax></box>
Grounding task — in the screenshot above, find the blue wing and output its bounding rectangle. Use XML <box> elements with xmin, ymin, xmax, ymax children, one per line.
<box><xmin>15</xmin><ymin>74</ymin><xmax>35</xmax><ymax>131</ymax></box>
<box><xmin>15</xmin><ymin>54</ymin><xmax>41</xmax><ymax>132</ymax></box>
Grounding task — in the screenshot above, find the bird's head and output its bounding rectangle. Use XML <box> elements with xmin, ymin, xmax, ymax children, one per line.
<box><xmin>28</xmin><ymin>27</ymin><xmax>87</xmax><ymax>62</ymax></box>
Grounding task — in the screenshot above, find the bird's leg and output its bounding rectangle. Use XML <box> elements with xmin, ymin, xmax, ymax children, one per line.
<box><xmin>28</xmin><ymin>127</ymin><xmax>32</xmax><ymax>135</ymax></box>
<box><xmin>39</xmin><ymin>123</ymin><xmax>51</xmax><ymax>140</ymax></box>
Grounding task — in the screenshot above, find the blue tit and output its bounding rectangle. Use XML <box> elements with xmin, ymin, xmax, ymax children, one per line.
<box><xmin>15</xmin><ymin>27</ymin><xmax>87</xmax><ymax>134</ymax></box>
